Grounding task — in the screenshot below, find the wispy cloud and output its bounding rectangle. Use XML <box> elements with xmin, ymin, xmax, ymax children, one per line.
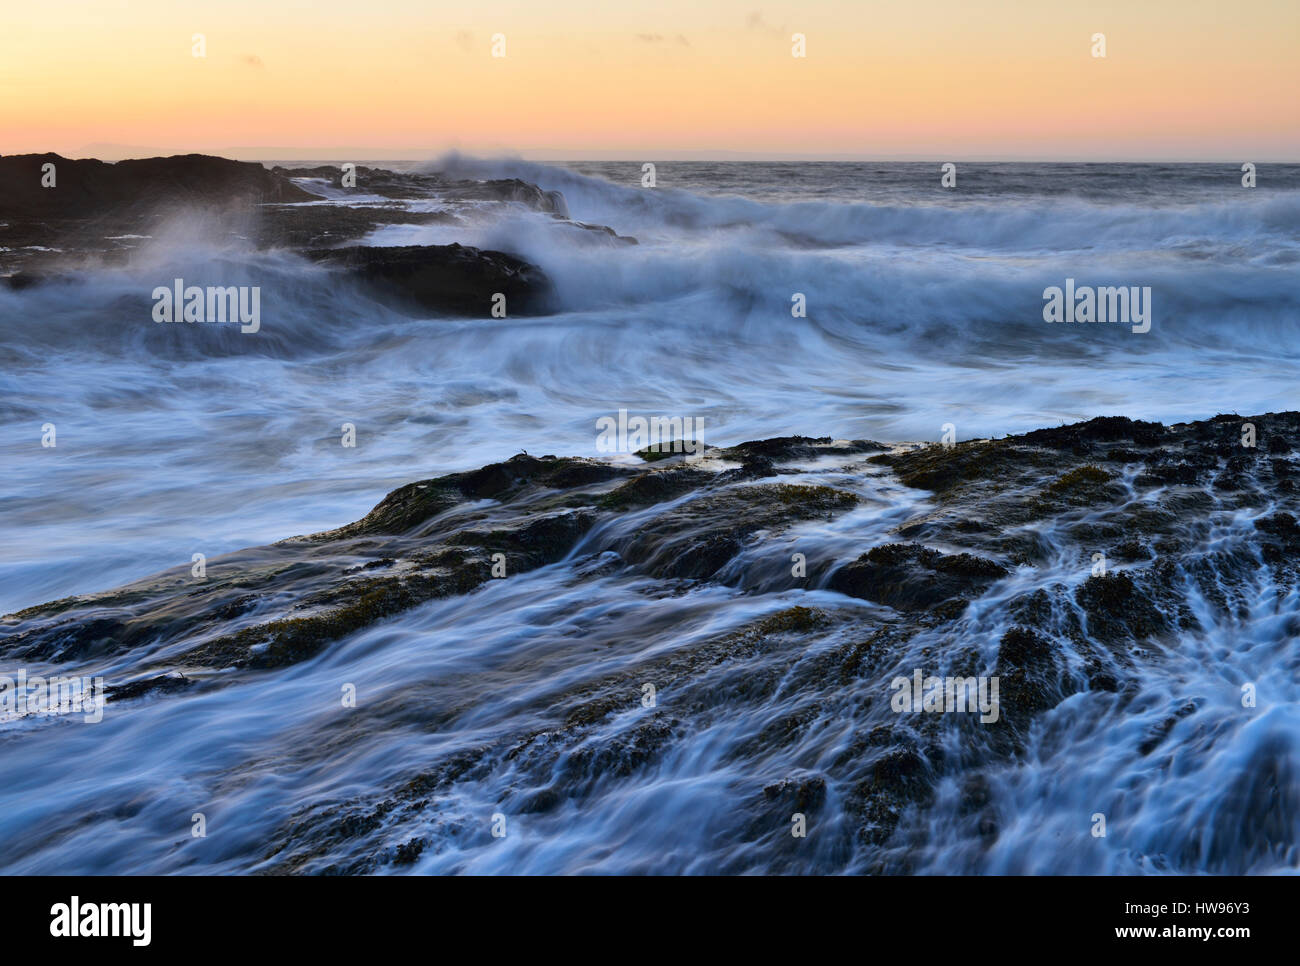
<box><xmin>745</xmin><ymin>11</ymin><xmax>784</xmax><ymax>35</ymax></box>
<box><xmin>636</xmin><ymin>32</ymin><xmax>690</xmax><ymax>47</ymax></box>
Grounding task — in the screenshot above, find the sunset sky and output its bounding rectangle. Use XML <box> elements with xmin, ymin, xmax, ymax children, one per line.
<box><xmin>3</xmin><ymin>0</ymin><xmax>1297</xmax><ymax>160</ymax></box>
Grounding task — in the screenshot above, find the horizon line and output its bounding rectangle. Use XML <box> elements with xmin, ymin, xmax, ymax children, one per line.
<box><xmin>15</xmin><ymin>147</ymin><xmax>1300</xmax><ymax>165</ymax></box>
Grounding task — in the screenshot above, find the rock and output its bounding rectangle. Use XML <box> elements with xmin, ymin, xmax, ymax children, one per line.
<box><xmin>4</xmin><ymin>411</ymin><xmax>1298</xmax><ymax>873</ymax></box>
<box><xmin>272</xmin><ymin>166</ymin><xmax>569</xmax><ymax>215</ymax></box>
<box><xmin>254</xmin><ymin>204</ymin><xmax>460</xmax><ymax>249</ymax></box>
<box><xmin>439</xmin><ymin>177</ymin><xmax>566</xmax><ymax>214</ymax></box>
<box><xmin>994</xmin><ymin>626</ymin><xmax>1076</xmax><ymax>724</ymax></box>
<box><xmin>304</xmin><ymin>243</ymin><xmax>554</xmax><ymax>317</ymax></box>
<box><xmin>719</xmin><ymin>436</ymin><xmax>885</xmax><ymax>462</ymax></box>
<box><xmin>1074</xmin><ymin>571</ymin><xmax>1170</xmax><ymax>643</ymax></box>
<box><xmin>0</xmin><ymin>153</ymin><xmax>319</xmax><ymax>219</ymax></box>
<box><xmin>828</xmin><ymin>543</ymin><xmax>1008</xmax><ymax>612</ymax></box>
<box><xmin>1</xmin><ymin>154</ymin><xmax>634</xmax><ymax>277</ymax></box>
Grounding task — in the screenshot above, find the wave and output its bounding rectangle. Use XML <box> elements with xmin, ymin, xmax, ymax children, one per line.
<box><xmin>1</xmin><ymin>157</ymin><xmax>1297</xmax><ymax>615</ymax></box>
<box><xmin>427</xmin><ymin>153</ymin><xmax>1300</xmax><ymax>256</ymax></box>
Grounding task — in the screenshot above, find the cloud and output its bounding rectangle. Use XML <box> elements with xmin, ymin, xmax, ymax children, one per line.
<box><xmin>636</xmin><ymin>32</ymin><xmax>690</xmax><ymax>47</ymax></box>
<box><xmin>745</xmin><ymin>11</ymin><xmax>784</xmax><ymax>35</ymax></box>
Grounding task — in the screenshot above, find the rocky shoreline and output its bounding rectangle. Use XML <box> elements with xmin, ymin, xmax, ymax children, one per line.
<box><xmin>0</xmin><ymin>153</ymin><xmax>632</xmax><ymax>315</ymax></box>
<box><xmin>3</xmin><ymin>411</ymin><xmax>1294</xmax><ymax>872</ymax></box>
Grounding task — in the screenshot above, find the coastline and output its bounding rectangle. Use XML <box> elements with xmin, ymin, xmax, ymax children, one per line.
<box><xmin>1</xmin><ymin>153</ymin><xmax>1297</xmax><ymax>875</ymax></box>
<box><xmin>2</xmin><ymin>409</ymin><xmax>1294</xmax><ymax>873</ymax></box>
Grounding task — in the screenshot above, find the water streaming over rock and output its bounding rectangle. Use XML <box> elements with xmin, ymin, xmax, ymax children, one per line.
<box><xmin>1</xmin><ymin>161</ymin><xmax>1297</xmax><ymax>873</ymax></box>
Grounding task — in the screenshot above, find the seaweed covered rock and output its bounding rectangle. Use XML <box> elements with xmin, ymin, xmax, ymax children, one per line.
<box><xmin>3</xmin><ymin>411</ymin><xmax>1298</xmax><ymax>873</ymax></box>
<box><xmin>828</xmin><ymin>543</ymin><xmax>1008</xmax><ymax>612</ymax></box>
<box><xmin>1074</xmin><ymin>571</ymin><xmax>1170</xmax><ymax>644</ymax></box>
<box><xmin>994</xmin><ymin>626</ymin><xmax>1076</xmax><ymax>724</ymax></box>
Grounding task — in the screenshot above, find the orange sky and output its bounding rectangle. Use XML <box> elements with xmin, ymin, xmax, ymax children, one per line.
<box><xmin>2</xmin><ymin>0</ymin><xmax>1297</xmax><ymax>160</ymax></box>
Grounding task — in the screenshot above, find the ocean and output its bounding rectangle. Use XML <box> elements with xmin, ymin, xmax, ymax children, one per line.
<box><xmin>4</xmin><ymin>160</ymin><xmax>1297</xmax><ymax>612</ymax></box>
<box><xmin>0</xmin><ymin>160</ymin><xmax>1297</xmax><ymax>873</ymax></box>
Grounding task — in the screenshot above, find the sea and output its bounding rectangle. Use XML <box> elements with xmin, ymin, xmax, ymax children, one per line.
<box><xmin>0</xmin><ymin>160</ymin><xmax>1296</xmax><ymax>872</ymax></box>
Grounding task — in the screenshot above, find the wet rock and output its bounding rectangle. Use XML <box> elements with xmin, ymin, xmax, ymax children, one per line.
<box><xmin>337</xmin><ymin>454</ymin><xmax>627</xmax><ymax>536</ymax></box>
<box><xmin>599</xmin><ymin>466</ymin><xmax>714</xmax><ymax>509</ymax></box>
<box><xmin>1111</xmin><ymin>538</ymin><xmax>1154</xmax><ymax>562</ymax></box>
<box><xmin>994</xmin><ymin>626</ymin><xmax>1075</xmax><ymax>724</ymax></box>
<box><xmin>619</xmin><ymin>483</ymin><xmax>859</xmax><ymax>582</ymax></box>
<box><xmin>390</xmin><ymin>838</ymin><xmax>426</xmax><ymax>865</ymax></box>
<box><xmin>763</xmin><ymin>775</ymin><xmax>827</xmax><ymax>812</ymax></box>
<box><xmin>4</xmin><ymin>411</ymin><xmax>1299</xmax><ymax>873</ymax></box>
<box><xmin>1019</xmin><ymin>415</ymin><xmax>1166</xmax><ymax>450</ymax></box>
<box><xmin>874</xmin><ymin>440</ymin><xmax>1055</xmax><ymax>496</ymax></box>
<box><xmin>1074</xmin><ymin>571</ymin><xmax>1170</xmax><ymax>644</ymax></box>
<box><xmin>849</xmin><ymin>747</ymin><xmax>934</xmax><ymax>846</ymax></box>
<box><xmin>304</xmin><ymin>243</ymin><xmax>554</xmax><ymax>317</ymax></box>
<box><xmin>828</xmin><ymin>543</ymin><xmax>1008</xmax><ymax>612</ymax></box>
<box><xmin>634</xmin><ymin>441</ymin><xmax>710</xmax><ymax>462</ymax></box>
<box><xmin>104</xmin><ymin>673</ymin><xmax>194</xmax><ymax>702</ymax></box>
<box><xmin>1255</xmin><ymin>511</ymin><xmax>1300</xmax><ymax>586</ymax></box>
<box><xmin>564</xmin><ymin>715</ymin><xmax>678</xmax><ymax>781</ymax></box>
<box><xmin>255</xmin><ymin>204</ymin><xmax>460</xmax><ymax>248</ymax></box>
<box><xmin>719</xmin><ymin>436</ymin><xmax>885</xmax><ymax>463</ymax></box>
<box><xmin>440</xmin><ymin>177</ymin><xmax>567</xmax><ymax>214</ymax></box>
<box><xmin>1138</xmin><ymin>700</ymin><xmax>1199</xmax><ymax>755</ymax></box>
<box><xmin>2</xmin><ymin>154</ymin><xmax>633</xmax><ymax>279</ymax></box>
<box><xmin>562</xmin><ymin>219</ymin><xmax>638</xmax><ymax>245</ymax></box>
<box><xmin>1032</xmin><ymin>464</ymin><xmax>1120</xmax><ymax>510</ymax></box>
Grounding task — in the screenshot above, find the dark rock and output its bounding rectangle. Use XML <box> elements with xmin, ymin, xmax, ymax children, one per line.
<box><xmin>994</xmin><ymin>626</ymin><xmax>1075</xmax><ymax>724</ymax></box>
<box><xmin>719</xmin><ymin>436</ymin><xmax>885</xmax><ymax>463</ymax></box>
<box><xmin>4</xmin><ymin>412</ymin><xmax>1299</xmax><ymax>874</ymax></box>
<box><xmin>0</xmin><ymin>153</ymin><xmax>319</xmax><ymax>219</ymax></box>
<box><xmin>255</xmin><ymin>204</ymin><xmax>459</xmax><ymax>249</ymax></box>
<box><xmin>1075</xmin><ymin>571</ymin><xmax>1170</xmax><ymax>643</ymax></box>
<box><xmin>618</xmin><ymin>483</ymin><xmax>858</xmax><ymax>582</ymax></box>
<box><xmin>1019</xmin><ymin>415</ymin><xmax>1166</xmax><ymax>450</ymax></box>
<box><xmin>304</xmin><ymin>243</ymin><xmax>554</xmax><ymax>317</ymax></box>
<box><xmin>1138</xmin><ymin>700</ymin><xmax>1199</xmax><ymax>755</ymax></box>
<box><xmin>762</xmin><ymin>775</ymin><xmax>827</xmax><ymax>812</ymax></box>
<box><xmin>103</xmin><ymin>673</ymin><xmax>194</xmax><ymax>702</ymax></box>
<box><xmin>2</xmin><ymin>154</ymin><xmax>633</xmax><ymax>281</ymax></box>
<box><xmin>390</xmin><ymin>838</ymin><xmax>426</xmax><ymax>865</ymax></box>
<box><xmin>828</xmin><ymin>543</ymin><xmax>1008</xmax><ymax>612</ymax></box>
<box><xmin>850</xmin><ymin>747</ymin><xmax>934</xmax><ymax>846</ymax></box>
<box><xmin>600</xmin><ymin>467</ymin><xmax>714</xmax><ymax>509</ymax></box>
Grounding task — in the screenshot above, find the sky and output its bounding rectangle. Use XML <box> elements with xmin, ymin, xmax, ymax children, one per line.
<box><xmin>2</xmin><ymin>0</ymin><xmax>1297</xmax><ymax>161</ymax></box>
